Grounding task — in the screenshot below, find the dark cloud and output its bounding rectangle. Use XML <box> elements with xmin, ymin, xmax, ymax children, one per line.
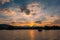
<box><xmin>53</xmin><ymin>19</ymin><xmax>60</xmax><ymax>24</ymax></box>
<box><xmin>35</xmin><ymin>21</ymin><xmax>42</xmax><ymax>24</ymax></box>
<box><xmin>24</xmin><ymin>9</ymin><xmax>30</xmax><ymax>15</ymax></box>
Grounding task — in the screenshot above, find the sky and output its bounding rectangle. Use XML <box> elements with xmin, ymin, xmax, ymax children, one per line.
<box><xmin>0</xmin><ymin>0</ymin><xmax>60</xmax><ymax>26</ymax></box>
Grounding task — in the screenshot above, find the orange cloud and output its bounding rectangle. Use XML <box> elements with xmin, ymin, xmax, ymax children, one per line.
<box><xmin>1</xmin><ymin>0</ymin><xmax>10</xmax><ymax>4</ymax></box>
<box><xmin>0</xmin><ymin>2</ymin><xmax>60</xmax><ymax>26</ymax></box>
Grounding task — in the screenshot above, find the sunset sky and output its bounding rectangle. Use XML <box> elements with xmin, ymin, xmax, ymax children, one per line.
<box><xmin>0</xmin><ymin>0</ymin><xmax>60</xmax><ymax>26</ymax></box>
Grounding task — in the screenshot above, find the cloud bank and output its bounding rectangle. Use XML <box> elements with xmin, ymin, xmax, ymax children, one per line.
<box><xmin>0</xmin><ymin>0</ymin><xmax>60</xmax><ymax>26</ymax></box>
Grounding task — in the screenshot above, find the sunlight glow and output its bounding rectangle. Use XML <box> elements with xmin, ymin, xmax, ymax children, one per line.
<box><xmin>30</xmin><ymin>30</ymin><xmax>35</xmax><ymax>40</ymax></box>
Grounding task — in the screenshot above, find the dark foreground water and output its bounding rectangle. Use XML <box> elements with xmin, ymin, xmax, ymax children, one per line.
<box><xmin>0</xmin><ymin>30</ymin><xmax>60</xmax><ymax>40</ymax></box>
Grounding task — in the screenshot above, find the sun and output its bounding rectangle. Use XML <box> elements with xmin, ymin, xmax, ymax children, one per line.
<box><xmin>29</xmin><ymin>22</ymin><xmax>35</xmax><ymax>27</ymax></box>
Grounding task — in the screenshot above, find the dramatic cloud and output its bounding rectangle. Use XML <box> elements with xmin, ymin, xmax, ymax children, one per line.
<box><xmin>0</xmin><ymin>0</ymin><xmax>60</xmax><ymax>26</ymax></box>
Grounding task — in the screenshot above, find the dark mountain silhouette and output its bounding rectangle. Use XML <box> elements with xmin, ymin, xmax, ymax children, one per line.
<box><xmin>0</xmin><ymin>24</ymin><xmax>14</xmax><ymax>30</ymax></box>
<box><xmin>0</xmin><ymin>24</ymin><xmax>60</xmax><ymax>32</ymax></box>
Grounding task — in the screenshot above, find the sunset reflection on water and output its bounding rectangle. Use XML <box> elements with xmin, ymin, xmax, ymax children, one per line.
<box><xmin>29</xmin><ymin>30</ymin><xmax>35</xmax><ymax>40</ymax></box>
<box><xmin>0</xmin><ymin>30</ymin><xmax>60</xmax><ymax>40</ymax></box>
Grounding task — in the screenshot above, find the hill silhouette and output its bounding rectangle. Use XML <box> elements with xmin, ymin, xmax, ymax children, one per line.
<box><xmin>0</xmin><ymin>24</ymin><xmax>60</xmax><ymax>32</ymax></box>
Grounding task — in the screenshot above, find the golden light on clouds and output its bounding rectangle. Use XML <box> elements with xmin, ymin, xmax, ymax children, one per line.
<box><xmin>0</xmin><ymin>2</ymin><xmax>60</xmax><ymax>26</ymax></box>
<box><xmin>4</xmin><ymin>9</ymin><xmax>17</xmax><ymax>16</ymax></box>
<box><xmin>28</xmin><ymin>22</ymin><xmax>35</xmax><ymax>27</ymax></box>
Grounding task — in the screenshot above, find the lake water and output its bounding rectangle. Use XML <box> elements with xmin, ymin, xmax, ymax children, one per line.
<box><xmin>0</xmin><ymin>30</ymin><xmax>60</xmax><ymax>40</ymax></box>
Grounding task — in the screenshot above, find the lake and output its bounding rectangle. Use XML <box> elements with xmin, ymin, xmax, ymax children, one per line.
<box><xmin>0</xmin><ymin>30</ymin><xmax>60</xmax><ymax>40</ymax></box>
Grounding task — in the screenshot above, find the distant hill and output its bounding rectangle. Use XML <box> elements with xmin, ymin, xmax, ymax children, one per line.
<box><xmin>0</xmin><ymin>24</ymin><xmax>14</xmax><ymax>29</ymax></box>
<box><xmin>0</xmin><ymin>24</ymin><xmax>60</xmax><ymax>32</ymax></box>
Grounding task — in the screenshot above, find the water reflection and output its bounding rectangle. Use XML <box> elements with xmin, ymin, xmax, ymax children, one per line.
<box><xmin>0</xmin><ymin>30</ymin><xmax>60</xmax><ymax>40</ymax></box>
<box><xmin>29</xmin><ymin>30</ymin><xmax>35</xmax><ymax>40</ymax></box>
